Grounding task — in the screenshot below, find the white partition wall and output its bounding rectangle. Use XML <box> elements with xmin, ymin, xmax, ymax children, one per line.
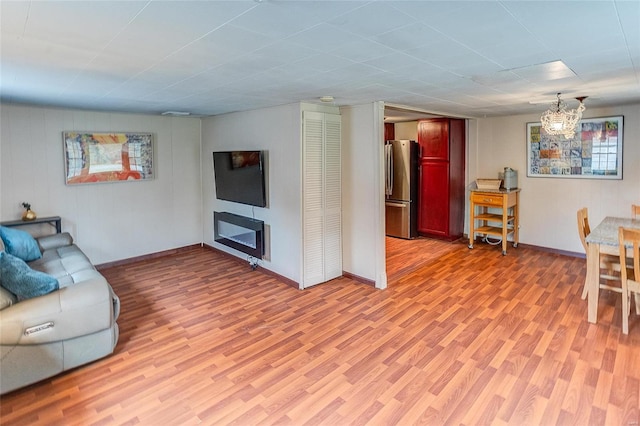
<box><xmin>201</xmin><ymin>103</ymin><xmax>303</xmax><ymax>283</ymax></box>
<box><xmin>340</xmin><ymin>102</ymin><xmax>386</xmax><ymax>288</ymax></box>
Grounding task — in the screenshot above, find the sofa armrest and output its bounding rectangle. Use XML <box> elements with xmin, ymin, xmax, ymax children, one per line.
<box><xmin>0</xmin><ymin>276</ymin><xmax>118</xmax><ymax>345</ymax></box>
<box><xmin>37</xmin><ymin>232</ymin><xmax>74</xmax><ymax>251</ymax></box>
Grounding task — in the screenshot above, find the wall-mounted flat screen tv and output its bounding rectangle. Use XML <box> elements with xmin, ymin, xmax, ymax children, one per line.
<box><xmin>213</xmin><ymin>150</ymin><xmax>266</xmax><ymax>207</ymax></box>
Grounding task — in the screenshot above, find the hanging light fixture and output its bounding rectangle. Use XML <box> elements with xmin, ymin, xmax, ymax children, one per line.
<box><xmin>540</xmin><ymin>93</ymin><xmax>587</xmax><ymax>139</ymax></box>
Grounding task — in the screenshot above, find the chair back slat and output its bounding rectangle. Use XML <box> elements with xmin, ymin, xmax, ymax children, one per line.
<box><xmin>577</xmin><ymin>207</ymin><xmax>590</xmax><ymax>254</ymax></box>
<box><xmin>618</xmin><ymin>227</ymin><xmax>640</xmax><ymax>333</ymax></box>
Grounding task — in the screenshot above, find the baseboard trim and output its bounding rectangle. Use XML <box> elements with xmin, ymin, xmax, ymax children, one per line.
<box><xmin>201</xmin><ymin>244</ymin><xmax>300</xmax><ymax>290</ymax></box>
<box><xmin>516</xmin><ymin>242</ymin><xmax>584</xmax><ymax>259</ymax></box>
<box><xmin>96</xmin><ymin>244</ymin><xmax>203</xmax><ymax>270</ymax></box>
<box><xmin>342</xmin><ymin>271</ymin><xmax>376</xmax><ymax>287</ymax></box>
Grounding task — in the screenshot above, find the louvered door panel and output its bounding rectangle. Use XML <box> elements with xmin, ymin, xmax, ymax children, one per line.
<box><xmin>324</xmin><ymin>116</ymin><xmax>341</xmax><ymax>211</ymax></box>
<box><xmin>303</xmin><ymin>215</ymin><xmax>324</xmax><ymax>286</ymax></box>
<box><xmin>302</xmin><ymin>111</ymin><xmax>342</xmax><ymax>288</ymax></box>
<box><xmin>323</xmin><ymin>114</ymin><xmax>342</xmax><ymax>281</ymax></box>
<box><xmin>303</xmin><ymin>111</ymin><xmax>325</xmax><ymax>286</ymax></box>
<box><xmin>303</xmin><ymin>115</ymin><xmax>324</xmax><ymax>213</ymax></box>
<box><xmin>324</xmin><ymin>211</ymin><xmax>342</xmax><ymax>279</ymax></box>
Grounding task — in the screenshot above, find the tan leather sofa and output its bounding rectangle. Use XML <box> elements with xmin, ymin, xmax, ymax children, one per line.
<box><xmin>0</xmin><ymin>233</ymin><xmax>120</xmax><ymax>394</ymax></box>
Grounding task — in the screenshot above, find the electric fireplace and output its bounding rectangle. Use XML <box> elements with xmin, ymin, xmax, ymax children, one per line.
<box><xmin>214</xmin><ymin>211</ymin><xmax>264</xmax><ymax>259</ymax></box>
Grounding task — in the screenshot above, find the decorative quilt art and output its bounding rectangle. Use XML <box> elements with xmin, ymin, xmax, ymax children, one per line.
<box><xmin>527</xmin><ymin>116</ymin><xmax>623</xmax><ymax>179</ymax></box>
<box><xmin>63</xmin><ymin>131</ymin><xmax>154</xmax><ymax>185</ymax></box>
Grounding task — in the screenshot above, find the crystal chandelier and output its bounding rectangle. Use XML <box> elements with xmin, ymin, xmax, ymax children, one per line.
<box><xmin>540</xmin><ymin>93</ymin><xmax>586</xmax><ymax>139</ymax></box>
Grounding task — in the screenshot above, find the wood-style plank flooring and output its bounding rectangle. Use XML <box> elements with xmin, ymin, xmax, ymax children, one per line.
<box><xmin>2</xmin><ymin>237</ymin><xmax>640</xmax><ymax>425</ymax></box>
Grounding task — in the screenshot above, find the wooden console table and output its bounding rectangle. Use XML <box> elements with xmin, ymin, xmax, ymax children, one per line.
<box><xmin>468</xmin><ymin>189</ymin><xmax>520</xmax><ymax>255</ymax></box>
<box><xmin>0</xmin><ymin>216</ymin><xmax>62</xmax><ymax>234</ymax></box>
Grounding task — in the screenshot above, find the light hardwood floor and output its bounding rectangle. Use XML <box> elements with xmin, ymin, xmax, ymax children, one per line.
<box><xmin>1</xmin><ymin>237</ymin><xmax>639</xmax><ymax>425</ymax></box>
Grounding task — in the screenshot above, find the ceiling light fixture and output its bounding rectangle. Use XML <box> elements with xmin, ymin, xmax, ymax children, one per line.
<box><xmin>161</xmin><ymin>111</ymin><xmax>191</xmax><ymax>116</ymax></box>
<box><xmin>319</xmin><ymin>96</ymin><xmax>334</xmax><ymax>103</ymax></box>
<box><xmin>540</xmin><ymin>93</ymin><xmax>586</xmax><ymax>139</ymax></box>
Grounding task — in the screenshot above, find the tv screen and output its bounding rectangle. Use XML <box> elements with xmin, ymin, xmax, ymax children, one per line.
<box><xmin>213</xmin><ymin>150</ymin><xmax>266</xmax><ymax>207</ymax></box>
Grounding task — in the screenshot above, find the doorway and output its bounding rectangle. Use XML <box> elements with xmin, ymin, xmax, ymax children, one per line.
<box><xmin>383</xmin><ymin>105</ymin><xmax>465</xmax><ymax>282</ymax></box>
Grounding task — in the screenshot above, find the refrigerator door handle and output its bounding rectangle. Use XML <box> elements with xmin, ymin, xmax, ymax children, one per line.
<box><xmin>385</xmin><ymin>201</ymin><xmax>407</xmax><ymax>208</ymax></box>
<box><xmin>385</xmin><ymin>143</ymin><xmax>393</xmax><ymax>196</ymax></box>
<box><xmin>389</xmin><ymin>148</ymin><xmax>393</xmax><ymax>194</ymax></box>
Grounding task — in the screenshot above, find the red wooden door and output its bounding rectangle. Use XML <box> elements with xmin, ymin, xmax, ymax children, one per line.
<box><xmin>418</xmin><ymin>120</ymin><xmax>449</xmax><ymax>160</ymax></box>
<box><xmin>418</xmin><ymin>160</ymin><xmax>450</xmax><ymax>236</ymax></box>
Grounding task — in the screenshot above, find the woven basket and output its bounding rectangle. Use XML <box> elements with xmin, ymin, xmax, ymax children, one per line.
<box><xmin>476</xmin><ymin>179</ymin><xmax>502</xmax><ymax>190</ymax></box>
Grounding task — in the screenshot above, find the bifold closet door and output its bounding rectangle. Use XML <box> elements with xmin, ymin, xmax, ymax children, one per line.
<box><xmin>302</xmin><ymin>111</ymin><xmax>342</xmax><ymax>288</ymax></box>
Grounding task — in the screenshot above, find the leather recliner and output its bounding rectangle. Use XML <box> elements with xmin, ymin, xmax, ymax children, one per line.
<box><xmin>0</xmin><ymin>233</ymin><xmax>120</xmax><ymax>394</ymax></box>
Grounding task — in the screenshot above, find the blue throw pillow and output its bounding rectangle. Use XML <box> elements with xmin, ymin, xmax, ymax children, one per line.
<box><xmin>0</xmin><ymin>226</ymin><xmax>42</xmax><ymax>262</ymax></box>
<box><xmin>0</xmin><ymin>251</ymin><xmax>59</xmax><ymax>301</ymax></box>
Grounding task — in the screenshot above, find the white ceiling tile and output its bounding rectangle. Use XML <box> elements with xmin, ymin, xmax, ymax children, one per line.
<box><xmin>362</xmin><ymin>52</ymin><xmax>433</xmax><ymax>73</ymax></box>
<box><xmin>389</xmin><ymin>2</ymin><xmax>468</xmax><ymax>23</ymax></box>
<box><xmin>228</xmin><ymin>2</ymin><xmax>321</xmax><ymax>39</ymax></box>
<box><xmin>616</xmin><ymin>1</ymin><xmax>640</xmax><ymax>55</ymax></box>
<box><xmin>252</xmin><ymin>42</ymin><xmax>320</xmax><ymax>65</ymax></box>
<box><xmin>286</xmin><ymin>23</ymin><xmax>364</xmax><ymax>53</ymax></box>
<box><xmin>327</xmin><ymin>2</ymin><xmax>418</xmax><ymax>38</ymax></box>
<box><xmin>404</xmin><ymin>42</ymin><xmax>490</xmax><ymax>70</ymax></box>
<box><xmin>503</xmin><ymin>2</ymin><xmax>626</xmax><ymax>54</ymax></box>
<box><xmin>374</xmin><ymin>23</ymin><xmax>451</xmax><ymax>52</ymax></box>
<box><xmin>564</xmin><ymin>48</ymin><xmax>635</xmax><ymax>76</ymax></box>
<box><xmin>197</xmin><ymin>24</ymin><xmax>276</xmax><ymax>58</ymax></box>
<box><xmin>0</xmin><ymin>1</ymin><xmax>30</xmax><ymax>35</ymax></box>
<box><xmin>329</xmin><ymin>39</ymin><xmax>397</xmax><ymax>63</ymax></box>
<box><xmin>18</xmin><ymin>2</ymin><xmax>145</xmax><ymax>51</ymax></box>
<box><xmin>288</xmin><ymin>53</ymin><xmax>356</xmax><ymax>75</ymax></box>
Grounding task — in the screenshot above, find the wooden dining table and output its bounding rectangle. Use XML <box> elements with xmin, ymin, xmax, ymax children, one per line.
<box><xmin>585</xmin><ymin>216</ymin><xmax>640</xmax><ymax>323</ymax></box>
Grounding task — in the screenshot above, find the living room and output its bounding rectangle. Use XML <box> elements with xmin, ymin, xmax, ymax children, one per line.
<box><xmin>3</xmin><ymin>101</ymin><xmax>639</xmax><ymax>286</ymax></box>
<box><xmin>2</xmin><ymin>1</ymin><xmax>640</xmax><ymax>424</ymax></box>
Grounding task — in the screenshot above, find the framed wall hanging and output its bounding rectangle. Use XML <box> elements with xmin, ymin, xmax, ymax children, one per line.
<box><xmin>63</xmin><ymin>131</ymin><xmax>154</xmax><ymax>185</ymax></box>
<box><xmin>527</xmin><ymin>116</ymin><xmax>623</xmax><ymax>179</ymax></box>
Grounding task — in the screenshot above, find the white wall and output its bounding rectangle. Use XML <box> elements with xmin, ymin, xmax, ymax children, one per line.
<box><xmin>201</xmin><ymin>103</ymin><xmax>303</xmax><ymax>282</ymax></box>
<box><xmin>474</xmin><ymin>103</ymin><xmax>640</xmax><ymax>253</ymax></box>
<box><xmin>341</xmin><ymin>102</ymin><xmax>386</xmax><ymax>288</ymax></box>
<box><xmin>393</xmin><ymin>121</ymin><xmax>418</xmax><ymax>140</ymax></box>
<box><xmin>0</xmin><ymin>104</ymin><xmax>202</xmax><ymax>265</ymax></box>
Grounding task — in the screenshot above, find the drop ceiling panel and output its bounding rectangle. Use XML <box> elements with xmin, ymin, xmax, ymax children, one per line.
<box><xmin>17</xmin><ymin>2</ymin><xmax>144</xmax><ymax>50</ymax></box>
<box><xmin>362</xmin><ymin>52</ymin><xmax>434</xmax><ymax>73</ymax></box>
<box><xmin>329</xmin><ymin>39</ymin><xmax>397</xmax><ymax>63</ymax></box>
<box><xmin>287</xmin><ymin>24</ymin><xmax>367</xmax><ymax>53</ymax></box>
<box><xmin>373</xmin><ymin>23</ymin><xmax>451</xmax><ymax>52</ymax></box>
<box><xmin>327</xmin><ymin>2</ymin><xmax>418</xmax><ymax>38</ymax></box>
<box><xmin>503</xmin><ymin>2</ymin><xmax>626</xmax><ymax>55</ymax></box>
<box><xmin>230</xmin><ymin>2</ymin><xmax>324</xmax><ymax>38</ymax></box>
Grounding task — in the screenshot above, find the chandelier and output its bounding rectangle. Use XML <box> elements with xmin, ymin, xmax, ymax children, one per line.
<box><xmin>540</xmin><ymin>93</ymin><xmax>586</xmax><ymax>139</ymax></box>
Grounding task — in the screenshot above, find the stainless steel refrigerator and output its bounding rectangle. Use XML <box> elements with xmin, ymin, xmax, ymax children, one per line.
<box><xmin>385</xmin><ymin>140</ymin><xmax>418</xmax><ymax>239</ymax></box>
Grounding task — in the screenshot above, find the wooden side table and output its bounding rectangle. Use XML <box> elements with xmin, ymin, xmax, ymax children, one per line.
<box><xmin>468</xmin><ymin>189</ymin><xmax>520</xmax><ymax>255</ymax></box>
<box><xmin>0</xmin><ymin>216</ymin><xmax>62</xmax><ymax>234</ymax></box>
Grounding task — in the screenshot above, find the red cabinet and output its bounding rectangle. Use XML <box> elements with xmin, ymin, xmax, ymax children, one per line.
<box><xmin>418</xmin><ymin>120</ymin><xmax>449</xmax><ymax>159</ymax></box>
<box><xmin>384</xmin><ymin>123</ymin><xmax>395</xmax><ymax>142</ymax></box>
<box><xmin>417</xmin><ymin>118</ymin><xmax>465</xmax><ymax>240</ymax></box>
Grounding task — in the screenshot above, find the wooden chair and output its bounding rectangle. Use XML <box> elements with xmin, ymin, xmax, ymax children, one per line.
<box><xmin>577</xmin><ymin>207</ymin><xmax>621</xmax><ymax>299</ymax></box>
<box><xmin>617</xmin><ymin>227</ymin><xmax>640</xmax><ymax>334</ymax></box>
<box><xmin>632</xmin><ymin>204</ymin><xmax>640</xmax><ymax>220</ymax></box>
